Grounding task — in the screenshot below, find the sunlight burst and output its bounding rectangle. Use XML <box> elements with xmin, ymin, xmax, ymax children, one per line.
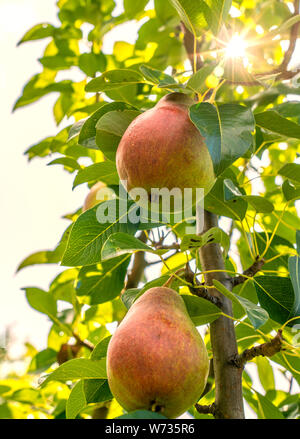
<box><xmin>225</xmin><ymin>34</ymin><xmax>247</xmax><ymax>58</ymax></box>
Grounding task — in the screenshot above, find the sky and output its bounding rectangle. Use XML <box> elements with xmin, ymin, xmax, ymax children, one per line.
<box><xmin>0</xmin><ymin>0</ymin><xmax>299</xmax><ymax>418</ymax></box>
<box><xmin>0</xmin><ymin>0</ymin><xmax>144</xmax><ymax>354</ymax></box>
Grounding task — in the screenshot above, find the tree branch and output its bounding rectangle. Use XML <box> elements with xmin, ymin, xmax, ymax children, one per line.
<box><xmin>197</xmin><ymin>210</ymin><xmax>245</xmax><ymax>419</ymax></box>
<box><xmin>279</xmin><ymin>0</ymin><xmax>300</xmax><ymax>71</ymax></box>
<box><xmin>180</xmin><ymin>22</ymin><xmax>204</xmax><ymax>71</ymax></box>
<box><xmin>72</xmin><ymin>333</ymin><xmax>94</xmax><ymax>352</ymax></box>
<box><xmin>231</xmin><ymin>257</ymin><xmax>265</xmax><ymax>287</ymax></box>
<box><xmin>230</xmin><ymin>330</ymin><xmax>283</xmax><ymax>369</ymax></box>
<box><xmin>195</xmin><ymin>402</ymin><xmax>217</xmax><ymax>417</ymax></box>
<box><xmin>184</xmin><ymin>263</ymin><xmax>222</xmax><ymax>307</ymax></box>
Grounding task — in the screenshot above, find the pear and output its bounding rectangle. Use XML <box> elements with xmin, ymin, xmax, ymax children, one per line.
<box><xmin>82</xmin><ymin>181</ymin><xmax>107</xmax><ymax>212</ymax></box>
<box><xmin>107</xmin><ymin>287</ymin><xmax>209</xmax><ymax>418</ymax></box>
<box><xmin>83</xmin><ymin>181</ymin><xmax>114</xmax><ymax>212</ymax></box>
<box><xmin>116</xmin><ymin>92</ymin><xmax>215</xmax><ymax>212</ymax></box>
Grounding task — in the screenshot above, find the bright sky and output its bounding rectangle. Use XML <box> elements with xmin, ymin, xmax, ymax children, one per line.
<box><xmin>0</xmin><ymin>0</ymin><xmax>299</xmax><ymax>418</ymax></box>
<box><xmin>0</xmin><ymin>0</ymin><xmax>143</xmax><ymax>354</ymax></box>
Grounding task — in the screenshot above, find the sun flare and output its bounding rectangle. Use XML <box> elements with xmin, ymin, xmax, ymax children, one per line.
<box><xmin>225</xmin><ymin>33</ymin><xmax>247</xmax><ymax>58</ymax></box>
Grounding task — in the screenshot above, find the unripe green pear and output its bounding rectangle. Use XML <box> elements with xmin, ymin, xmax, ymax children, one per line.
<box><xmin>116</xmin><ymin>92</ymin><xmax>215</xmax><ymax>212</ymax></box>
<box><xmin>107</xmin><ymin>287</ymin><xmax>209</xmax><ymax>418</ymax></box>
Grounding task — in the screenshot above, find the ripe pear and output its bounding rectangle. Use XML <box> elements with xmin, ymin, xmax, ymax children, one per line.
<box><xmin>107</xmin><ymin>287</ymin><xmax>209</xmax><ymax>418</ymax></box>
<box><xmin>116</xmin><ymin>92</ymin><xmax>215</xmax><ymax>212</ymax></box>
<box><xmin>82</xmin><ymin>181</ymin><xmax>110</xmax><ymax>212</ymax></box>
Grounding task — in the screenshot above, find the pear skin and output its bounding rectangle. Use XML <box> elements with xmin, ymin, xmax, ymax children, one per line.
<box><xmin>116</xmin><ymin>93</ymin><xmax>215</xmax><ymax>201</ymax></box>
<box><xmin>107</xmin><ymin>287</ymin><xmax>209</xmax><ymax>418</ymax></box>
<box><xmin>82</xmin><ymin>181</ymin><xmax>107</xmax><ymax>212</ymax></box>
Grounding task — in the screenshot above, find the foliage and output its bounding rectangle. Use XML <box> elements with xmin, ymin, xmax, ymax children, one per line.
<box><xmin>1</xmin><ymin>0</ymin><xmax>300</xmax><ymax>420</ymax></box>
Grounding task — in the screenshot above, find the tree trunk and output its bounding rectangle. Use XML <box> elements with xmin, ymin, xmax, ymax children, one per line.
<box><xmin>198</xmin><ymin>210</ymin><xmax>244</xmax><ymax>419</ymax></box>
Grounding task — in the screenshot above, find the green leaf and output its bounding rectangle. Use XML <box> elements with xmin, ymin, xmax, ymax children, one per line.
<box><xmin>0</xmin><ymin>386</ymin><xmax>11</xmax><ymax>395</ymax></box>
<box><xmin>39</xmin><ymin>55</ymin><xmax>77</xmax><ymax>70</ymax></box>
<box><xmin>101</xmin><ymin>233</ymin><xmax>154</xmax><ymax>260</ymax></box>
<box><xmin>181</xmin><ymin>295</ymin><xmax>221</xmax><ymax>326</ymax></box>
<box><xmin>282</xmin><ymin>180</ymin><xmax>300</xmax><ymax>201</ymax></box>
<box><xmin>96</xmin><ymin>110</ymin><xmax>140</xmax><ymax>160</ymax></box>
<box><xmin>66</xmin><ymin>379</ymin><xmax>112</xmax><ymax>419</ymax></box>
<box><xmin>73</xmin><ymin>161</ymin><xmax>119</xmax><ymax>188</ymax></box>
<box><xmin>13</xmin><ymin>74</ymin><xmax>73</xmax><ymax>110</ymax></box>
<box><xmin>29</xmin><ymin>349</ymin><xmax>58</xmax><ymax>374</ymax></box>
<box><xmin>17</xmin><ymin>23</ymin><xmax>55</xmax><ymax>45</ymax></box>
<box><xmin>42</xmin><ymin>358</ymin><xmax>107</xmax><ymax>387</ymax></box>
<box><xmin>213</xmin><ymin>280</ymin><xmax>269</xmax><ymax>329</ymax></box>
<box><xmin>68</xmin><ymin>119</ymin><xmax>87</xmax><ymax>141</ymax></box>
<box><xmin>91</xmin><ymin>336</ymin><xmax>112</xmax><ymax>360</ymax></box>
<box><xmin>121</xmin><ymin>288</ymin><xmax>142</xmax><ymax>310</ymax></box>
<box><xmin>168</xmin><ymin>0</ymin><xmax>210</xmax><ymax>37</ymax></box>
<box><xmin>272</xmin><ymin>101</ymin><xmax>300</xmax><ymax>118</ymax></box>
<box><xmin>85</xmin><ymin>69</ymin><xmax>145</xmax><ymax>92</ymax></box>
<box><xmin>180</xmin><ymin>227</ymin><xmax>229</xmax><ymax>256</ymax></box>
<box><xmin>234</xmin><ymin>294</ymin><xmax>269</xmax><ymax>329</ymax></box>
<box><xmin>190</xmin><ymin>102</ymin><xmax>255</xmax><ymax>176</ymax></box>
<box><xmin>139</xmin><ymin>64</ymin><xmax>178</xmax><ymax>87</ymax></box>
<box><xmin>223</xmin><ymin>178</ymin><xmax>243</xmax><ymax>200</ymax></box>
<box><xmin>242</xmin><ymin>195</ymin><xmax>274</xmax><ymax>214</ymax></box>
<box><xmin>115</xmin><ymin>410</ymin><xmax>167</xmax><ymax>419</ymax></box>
<box><xmin>78</xmin><ymin>52</ymin><xmax>107</xmax><ymax>77</ymax></box>
<box><xmin>76</xmin><ymin>255</ymin><xmax>131</xmax><ymax>305</ymax></box>
<box><xmin>205</xmin><ymin>0</ymin><xmax>232</xmax><ymax>35</ymax></box>
<box><xmin>11</xmin><ymin>389</ymin><xmax>40</xmax><ymax>404</ymax></box>
<box><xmin>223</xmin><ymin>181</ymin><xmax>274</xmax><ymax>213</ymax></box>
<box><xmin>255</xmin><ymin>111</ymin><xmax>300</xmax><ymax>139</ymax></box>
<box><xmin>254</xmin><ymin>276</ymin><xmax>299</xmax><ymax>326</ymax></box>
<box><xmin>186</xmin><ymin>64</ymin><xmax>216</xmax><ymax>93</ymax></box>
<box><xmin>17</xmin><ymin>225</ymin><xmax>71</xmax><ymax>271</ymax></box>
<box><xmin>256</xmin><ymin>357</ymin><xmax>275</xmax><ymax>392</ymax></box>
<box><xmin>24</xmin><ymin>288</ymin><xmax>57</xmax><ymax>320</ymax></box>
<box><xmin>78</xmin><ymin>102</ymin><xmax>138</xmax><ymax>151</ymax></box>
<box><xmin>255</xmin><ymin>391</ymin><xmax>284</xmax><ymax>419</ymax></box>
<box><xmin>47</xmin><ymin>157</ymin><xmax>81</xmax><ymax>171</ymax></box>
<box><xmin>96</xmin><ymin>110</ymin><xmax>140</xmax><ymax>138</ymax></box>
<box><xmin>204</xmin><ymin>172</ymin><xmax>248</xmax><ymax>220</ymax></box>
<box><xmin>297</xmin><ymin>231</ymin><xmax>300</xmax><ymax>255</ymax></box>
<box><xmin>61</xmin><ymin>200</ymin><xmax>139</xmax><ymax>267</ymax></box>
<box><xmin>288</xmin><ymin>256</ymin><xmax>300</xmax><ymax>321</ymax></box>
<box><xmin>124</xmin><ymin>0</ymin><xmax>149</xmax><ymax>18</ymax></box>
<box><xmin>278</xmin><ymin>163</ymin><xmax>300</xmax><ymax>184</ymax></box>
<box><xmin>66</xmin><ymin>380</ymin><xmax>86</xmax><ymax>419</ymax></box>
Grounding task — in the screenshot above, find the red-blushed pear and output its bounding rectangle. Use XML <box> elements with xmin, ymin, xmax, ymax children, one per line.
<box><xmin>116</xmin><ymin>92</ymin><xmax>215</xmax><ymax>212</ymax></box>
<box><xmin>82</xmin><ymin>181</ymin><xmax>107</xmax><ymax>212</ymax></box>
<box><xmin>107</xmin><ymin>287</ymin><xmax>209</xmax><ymax>418</ymax></box>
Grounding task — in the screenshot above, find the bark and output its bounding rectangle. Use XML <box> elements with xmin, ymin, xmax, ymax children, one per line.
<box><xmin>198</xmin><ymin>210</ymin><xmax>244</xmax><ymax>419</ymax></box>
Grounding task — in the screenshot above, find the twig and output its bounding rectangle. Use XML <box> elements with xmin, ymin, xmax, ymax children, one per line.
<box><xmin>72</xmin><ymin>333</ymin><xmax>94</xmax><ymax>352</ymax></box>
<box><xmin>185</xmin><ymin>263</ymin><xmax>222</xmax><ymax>307</ymax></box>
<box><xmin>162</xmin><ymin>268</ymin><xmax>186</xmax><ymax>288</ymax></box>
<box><xmin>231</xmin><ymin>257</ymin><xmax>265</xmax><ymax>287</ymax></box>
<box><xmin>195</xmin><ymin>402</ymin><xmax>217</xmax><ymax>417</ymax></box>
<box><xmin>280</xmin><ymin>0</ymin><xmax>300</xmax><ymax>71</ymax></box>
<box><xmin>181</xmin><ymin>22</ymin><xmax>204</xmax><ymax>71</ymax></box>
<box><xmin>153</xmin><ymin>243</ymin><xmax>180</xmax><ymax>250</ymax></box>
<box><xmin>230</xmin><ymin>330</ymin><xmax>283</xmax><ymax>369</ymax></box>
